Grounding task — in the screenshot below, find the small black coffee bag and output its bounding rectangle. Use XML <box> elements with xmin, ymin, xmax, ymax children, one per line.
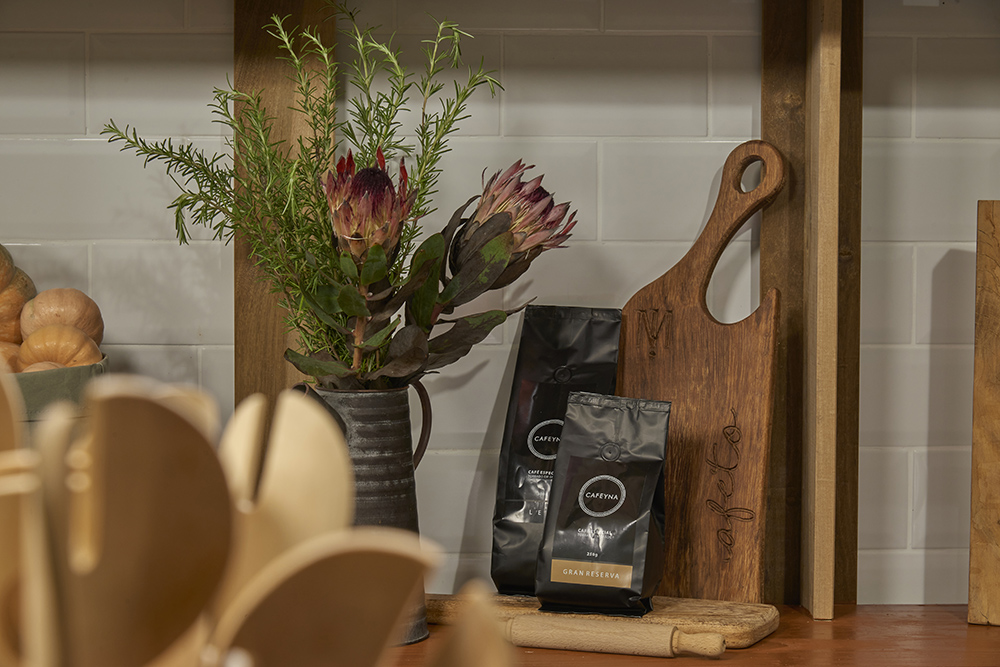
<box><xmin>535</xmin><ymin>391</ymin><xmax>669</xmax><ymax>616</ymax></box>
<box><xmin>491</xmin><ymin>305</ymin><xmax>621</xmax><ymax>596</ymax></box>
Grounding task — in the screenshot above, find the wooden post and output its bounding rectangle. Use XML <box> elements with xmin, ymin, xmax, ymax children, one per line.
<box><xmin>233</xmin><ymin>0</ymin><xmax>330</xmax><ymax>409</ymax></box>
<box><xmin>835</xmin><ymin>0</ymin><xmax>862</xmax><ymax>608</ymax></box>
<box><xmin>970</xmin><ymin>200</ymin><xmax>1000</xmax><ymax>626</ymax></box>
<box><xmin>760</xmin><ymin>0</ymin><xmax>806</xmax><ymax>607</ymax></box>
<box><xmin>760</xmin><ymin>0</ymin><xmax>861</xmax><ymax>617</ymax></box>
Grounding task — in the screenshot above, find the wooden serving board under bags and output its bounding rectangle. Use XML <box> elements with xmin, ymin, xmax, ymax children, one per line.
<box><xmin>617</xmin><ymin>140</ymin><xmax>786</xmax><ymax>603</ymax></box>
<box><xmin>425</xmin><ymin>593</ymin><xmax>779</xmax><ymax>649</ymax></box>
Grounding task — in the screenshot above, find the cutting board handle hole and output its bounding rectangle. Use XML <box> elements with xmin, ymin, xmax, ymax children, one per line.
<box><xmin>738</xmin><ymin>158</ymin><xmax>764</xmax><ymax>195</ymax></box>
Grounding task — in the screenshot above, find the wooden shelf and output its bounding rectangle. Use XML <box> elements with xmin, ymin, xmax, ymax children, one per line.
<box><xmin>234</xmin><ymin>0</ymin><xmax>864</xmax><ymax>619</ymax></box>
<box><xmin>391</xmin><ymin>605</ymin><xmax>1000</xmax><ymax>666</ymax></box>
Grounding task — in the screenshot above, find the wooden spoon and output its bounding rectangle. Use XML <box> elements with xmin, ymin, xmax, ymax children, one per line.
<box><xmin>0</xmin><ymin>368</ymin><xmax>27</xmax><ymax>667</ymax></box>
<box><xmin>48</xmin><ymin>376</ymin><xmax>233</xmax><ymax>667</ymax></box>
<box><xmin>425</xmin><ymin>580</ymin><xmax>516</xmax><ymax>667</ymax></box>
<box><xmin>210</xmin><ymin>389</ymin><xmax>354</xmax><ymax>623</ymax></box>
<box><xmin>208</xmin><ymin>527</ymin><xmax>440</xmax><ymax>667</ymax></box>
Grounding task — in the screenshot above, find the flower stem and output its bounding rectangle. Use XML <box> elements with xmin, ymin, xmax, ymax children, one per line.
<box><xmin>352</xmin><ymin>284</ymin><xmax>368</xmax><ymax>370</ymax></box>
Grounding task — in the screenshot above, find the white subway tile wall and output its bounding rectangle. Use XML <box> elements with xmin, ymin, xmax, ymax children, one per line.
<box><xmin>3</xmin><ymin>0</ymin><xmax>994</xmax><ymax>604</ymax></box>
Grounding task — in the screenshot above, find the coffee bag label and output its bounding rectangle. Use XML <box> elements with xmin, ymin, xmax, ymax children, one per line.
<box><xmin>551</xmin><ymin>559</ymin><xmax>633</xmax><ymax>588</ymax></box>
<box><xmin>550</xmin><ymin>455</ymin><xmax>643</xmax><ymax>567</ymax></box>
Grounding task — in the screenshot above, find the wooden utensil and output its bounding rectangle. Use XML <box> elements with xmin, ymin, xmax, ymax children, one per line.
<box><xmin>0</xmin><ymin>382</ymin><xmax>70</xmax><ymax>667</ymax></box>
<box><xmin>425</xmin><ymin>581</ymin><xmax>516</xmax><ymax>667</ymax></box>
<box><xmin>47</xmin><ymin>376</ymin><xmax>233</xmax><ymax>667</ymax></box>
<box><xmin>0</xmin><ymin>368</ymin><xmax>28</xmax><ymax>667</ymax></box>
<box><xmin>210</xmin><ymin>389</ymin><xmax>354</xmax><ymax>623</ymax></box>
<box><xmin>506</xmin><ymin>614</ymin><xmax>724</xmax><ymax>659</ymax></box>
<box><xmin>208</xmin><ymin>527</ymin><xmax>440</xmax><ymax>667</ymax></box>
<box><xmin>616</xmin><ymin>140</ymin><xmax>786</xmax><ymax>603</ymax></box>
<box><xmin>426</xmin><ymin>593</ymin><xmax>778</xmax><ymax>649</ymax></box>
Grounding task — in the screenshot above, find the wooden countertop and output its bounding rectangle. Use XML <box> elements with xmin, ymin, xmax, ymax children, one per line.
<box><xmin>390</xmin><ymin>605</ymin><xmax>1000</xmax><ymax>666</ymax></box>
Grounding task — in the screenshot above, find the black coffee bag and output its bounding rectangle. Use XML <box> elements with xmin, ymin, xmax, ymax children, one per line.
<box><xmin>535</xmin><ymin>391</ymin><xmax>669</xmax><ymax>616</ymax></box>
<box><xmin>491</xmin><ymin>305</ymin><xmax>621</xmax><ymax>596</ymax></box>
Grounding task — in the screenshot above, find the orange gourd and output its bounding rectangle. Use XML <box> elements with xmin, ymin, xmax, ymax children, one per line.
<box><xmin>0</xmin><ymin>244</ymin><xmax>37</xmax><ymax>345</ymax></box>
<box><xmin>20</xmin><ymin>287</ymin><xmax>104</xmax><ymax>345</ymax></box>
<box><xmin>18</xmin><ymin>324</ymin><xmax>102</xmax><ymax>369</ymax></box>
<box><xmin>0</xmin><ymin>341</ymin><xmax>18</xmax><ymax>371</ymax></box>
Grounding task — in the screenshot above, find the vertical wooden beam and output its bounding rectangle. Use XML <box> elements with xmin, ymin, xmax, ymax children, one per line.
<box><xmin>801</xmin><ymin>0</ymin><xmax>843</xmax><ymax>621</ymax></box>
<box><xmin>234</xmin><ymin>0</ymin><xmax>330</xmax><ymax>408</ymax></box>
<box><xmin>835</xmin><ymin>0</ymin><xmax>863</xmax><ymax>607</ymax></box>
<box><xmin>970</xmin><ymin>200</ymin><xmax>1000</xmax><ymax>626</ymax></box>
<box><xmin>760</xmin><ymin>0</ymin><xmax>807</xmax><ymax>606</ymax></box>
<box><xmin>762</xmin><ymin>0</ymin><xmax>861</xmax><ymax>619</ymax></box>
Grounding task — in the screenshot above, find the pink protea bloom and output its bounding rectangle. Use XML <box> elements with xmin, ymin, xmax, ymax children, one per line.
<box><xmin>321</xmin><ymin>147</ymin><xmax>415</xmax><ymax>263</ymax></box>
<box><xmin>467</xmin><ymin>160</ymin><xmax>577</xmax><ymax>254</ymax></box>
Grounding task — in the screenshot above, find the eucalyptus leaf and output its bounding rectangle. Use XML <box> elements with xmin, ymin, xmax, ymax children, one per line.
<box><xmin>425</xmin><ymin>310</ymin><xmax>507</xmax><ymax>370</ymax></box>
<box><xmin>285</xmin><ymin>348</ymin><xmax>355</xmax><ymax>378</ymax></box>
<box><xmin>361</xmin><ymin>243</ymin><xmax>388</xmax><ymax>285</ymax></box>
<box><xmin>358</xmin><ymin>316</ymin><xmax>399</xmax><ymax>351</ymax></box>
<box><xmin>455</xmin><ymin>211</ymin><xmax>513</xmax><ymax>270</ymax></box>
<box><xmin>409</xmin><ymin>233</ymin><xmax>446</xmax><ymax>330</ymax></box>
<box><xmin>340</xmin><ymin>253</ymin><xmax>359</xmax><ymax>282</ymax></box>
<box><xmin>301</xmin><ymin>290</ymin><xmax>354</xmax><ymax>336</ymax></box>
<box><xmin>490</xmin><ymin>247</ymin><xmax>543</xmax><ymax>290</ymax></box>
<box><xmin>337</xmin><ymin>286</ymin><xmax>371</xmax><ymax>319</ymax></box>
<box><xmin>367</xmin><ymin>325</ymin><xmax>429</xmax><ymax>380</ymax></box>
<box><xmin>441</xmin><ymin>195</ymin><xmax>478</xmax><ymax>279</ymax></box>
<box><xmin>438</xmin><ymin>231</ymin><xmax>514</xmax><ymax>308</ymax></box>
<box><xmin>310</xmin><ymin>284</ymin><xmax>343</xmax><ymax>314</ymax></box>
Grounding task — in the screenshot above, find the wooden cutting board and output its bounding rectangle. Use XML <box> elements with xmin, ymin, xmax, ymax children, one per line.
<box><xmin>616</xmin><ymin>140</ymin><xmax>786</xmax><ymax>603</ymax></box>
<box><xmin>425</xmin><ymin>593</ymin><xmax>778</xmax><ymax>649</ymax></box>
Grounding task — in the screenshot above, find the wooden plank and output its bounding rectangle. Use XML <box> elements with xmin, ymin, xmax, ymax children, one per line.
<box><xmin>761</xmin><ymin>0</ymin><xmax>861</xmax><ymax>614</ymax></box>
<box><xmin>834</xmin><ymin>0</ymin><xmax>863</xmax><ymax>606</ymax></box>
<box><xmin>233</xmin><ymin>0</ymin><xmax>323</xmax><ymax>410</ymax></box>
<box><xmin>800</xmin><ymin>0</ymin><xmax>843</xmax><ymax>621</ymax></box>
<box><xmin>760</xmin><ymin>0</ymin><xmax>806</xmax><ymax>606</ymax></box>
<box><xmin>970</xmin><ymin>200</ymin><xmax>1000</xmax><ymax>625</ymax></box>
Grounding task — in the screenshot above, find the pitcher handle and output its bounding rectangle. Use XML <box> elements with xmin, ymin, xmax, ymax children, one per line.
<box><xmin>292</xmin><ymin>381</ymin><xmax>432</xmax><ymax>470</ymax></box>
<box><xmin>411</xmin><ymin>379</ymin><xmax>432</xmax><ymax>470</ymax></box>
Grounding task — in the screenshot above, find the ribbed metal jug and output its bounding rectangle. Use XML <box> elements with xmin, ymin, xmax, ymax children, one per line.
<box><xmin>298</xmin><ymin>383</ymin><xmax>432</xmax><ymax>644</ymax></box>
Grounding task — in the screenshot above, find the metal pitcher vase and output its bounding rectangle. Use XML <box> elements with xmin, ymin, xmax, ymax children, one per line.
<box><xmin>296</xmin><ymin>382</ymin><xmax>432</xmax><ymax>644</ymax></box>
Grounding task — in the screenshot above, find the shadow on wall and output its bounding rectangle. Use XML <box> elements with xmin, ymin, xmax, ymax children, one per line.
<box><xmin>923</xmin><ymin>247</ymin><xmax>974</xmax><ymax>602</ymax></box>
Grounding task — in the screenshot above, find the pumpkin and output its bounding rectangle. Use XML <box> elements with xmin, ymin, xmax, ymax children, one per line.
<box><xmin>18</xmin><ymin>324</ymin><xmax>102</xmax><ymax>369</ymax></box>
<box><xmin>20</xmin><ymin>287</ymin><xmax>104</xmax><ymax>345</ymax></box>
<box><xmin>0</xmin><ymin>267</ymin><xmax>37</xmax><ymax>345</ymax></box>
<box><xmin>0</xmin><ymin>342</ymin><xmax>18</xmax><ymax>371</ymax></box>
<box><xmin>20</xmin><ymin>361</ymin><xmax>66</xmax><ymax>373</ymax></box>
<box><xmin>0</xmin><ymin>244</ymin><xmax>14</xmax><ymax>290</ymax></box>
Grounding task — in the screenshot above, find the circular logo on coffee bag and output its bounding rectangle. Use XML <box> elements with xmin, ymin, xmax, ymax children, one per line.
<box><xmin>527</xmin><ymin>419</ymin><xmax>563</xmax><ymax>460</ymax></box>
<box><xmin>578</xmin><ymin>475</ymin><xmax>627</xmax><ymax>517</ymax></box>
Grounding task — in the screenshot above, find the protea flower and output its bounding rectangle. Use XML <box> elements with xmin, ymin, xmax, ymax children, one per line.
<box><xmin>466</xmin><ymin>160</ymin><xmax>576</xmax><ymax>254</ymax></box>
<box><xmin>322</xmin><ymin>147</ymin><xmax>415</xmax><ymax>263</ymax></box>
<box><xmin>449</xmin><ymin>160</ymin><xmax>576</xmax><ymax>289</ymax></box>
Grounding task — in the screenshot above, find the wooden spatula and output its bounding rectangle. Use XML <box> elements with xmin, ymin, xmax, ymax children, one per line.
<box><xmin>425</xmin><ymin>580</ymin><xmax>516</xmax><ymax>667</ymax></box>
<box><xmin>617</xmin><ymin>140</ymin><xmax>786</xmax><ymax>603</ymax></box>
<box><xmin>0</xmin><ymin>377</ymin><xmax>70</xmax><ymax>667</ymax></box>
<box><xmin>207</xmin><ymin>527</ymin><xmax>440</xmax><ymax>667</ymax></box>
<box><xmin>210</xmin><ymin>389</ymin><xmax>355</xmax><ymax>626</ymax></box>
<box><xmin>45</xmin><ymin>376</ymin><xmax>233</xmax><ymax>667</ymax></box>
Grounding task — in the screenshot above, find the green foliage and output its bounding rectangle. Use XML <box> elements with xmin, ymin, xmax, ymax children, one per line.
<box><xmin>101</xmin><ymin>4</ymin><xmax>539</xmax><ymax>390</ymax></box>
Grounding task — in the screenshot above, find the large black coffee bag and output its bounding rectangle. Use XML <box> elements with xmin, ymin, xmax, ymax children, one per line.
<box><xmin>535</xmin><ymin>391</ymin><xmax>669</xmax><ymax>616</ymax></box>
<box><xmin>491</xmin><ymin>305</ymin><xmax>621</xmax><ymax>596</ymax></box>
